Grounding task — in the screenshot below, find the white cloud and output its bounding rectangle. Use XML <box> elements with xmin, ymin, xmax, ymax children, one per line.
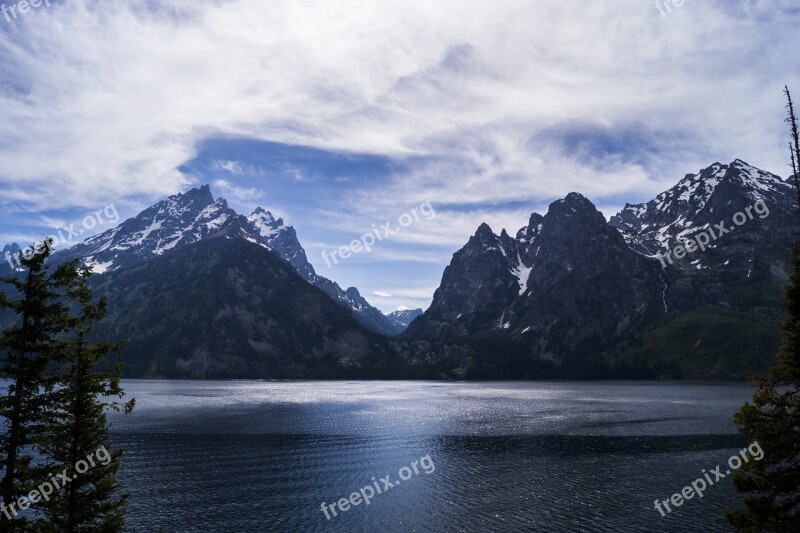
<box><xmin>0</xmin><ymin>0</ymin><xmax>798</xmax><ymax>260</ymax></box>
<box><xmin>372</xmin><ymin>291</ymin><xmax>393</xmax><ymax>298</ymax></box>
<box><xmin>211</xmin><ymin>160</ymin><xmax>245</xmax><ymax>175</ymax></box>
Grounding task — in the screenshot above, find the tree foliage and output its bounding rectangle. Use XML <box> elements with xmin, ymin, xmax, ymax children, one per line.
<box><xmin>37</xmin><ymin>265</ymin><xmax>134</xmax><ymax>533</ymax></box>
<box><xmin>0</xmin><ymin>240</ymin><xmax>77</xmax><ymax>532</ymax></box>
<box><xmin>0</xmin><ymin>241</ymin><xmax>133</xmax><ymax>532</ymax></box>
<box><xmin>725</xmin><ymin>87</ymin><xmax>800</xmax><ymax>531</ymax></box>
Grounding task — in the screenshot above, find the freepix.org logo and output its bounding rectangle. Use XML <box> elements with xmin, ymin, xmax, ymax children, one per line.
<box><xmin>655</xmin><ymin>0</ymin><xmax>687</xmax><ymax>17</ymax></box>
<box><xmin>1</xmin><ymin>0</ymin><xmax>50</xmax><ymax>24</ymax></box>
<box><xmin>653</xmin><ymin>441</ymin><xmax>764</xmax><ymax>518</ymax></box>
<box><xmin>5</xmin><ymin>203</ymin><xmax>120</xmax><ymax>270</ymax></box>
<box><xmin>320</xmin><ymin>455</ymin><xmax>436</xmax><ymax>520</ymax></box>
<box><xmin>321</xmin><ymin>201</ymin><xmax>435</xmax><ymax>268</ymax></box>
<box><xmin>1</xmin><ymin>445</ymin><xmax>113</xmax><ymax>520</ymax></box>
<box><xmin>655</xmin><ymin>200</ymin><xmax>769</xmax><ymax>268</ymax></box>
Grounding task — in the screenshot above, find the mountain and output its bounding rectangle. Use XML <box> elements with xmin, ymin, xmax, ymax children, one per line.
<box><xmin>90</xmin><ymin>233</ymin><xmax>409</xmax><ymax>379</ymax></box>
<box><xmin>247</xmin><ymin>208</ymin><xmax>315</xmax><ymax>279</ymax></box>
<box><xmin>42</xmin><ymin>186</ymin><xmax>396</xmax><ymax>336</ymax></box>
<box><xmin>1</xmin><ymin>186</ymin><xmax>413</xmax><ymax>377</ymax></box>
<box><xmin>247</xmin><ymin>208</ymin><xmax>402</xmax><ymax>336</ymax></box>
<box><xmin>608</xmin><ymin>159</ymin><xmax>796</xmax><ymax>314</ymax></box>
<box><xmin>609</xmin><ymin>159</ymin><xmax>795</xmax><ymax>284</ymax></box>
<box><xmin>605</xmin><ymin>159</ymin><xmax>798</xmax><ymax>377</ymax></box>
<box><xmin>404</xmin><ymin>192</ymin><xmax>664</xmax><ymax>377</ymax></box>
<box><xmin>3</xmin><ymin>160</ymin><xmax>795</xmax><ymax>380</ymax></box>
<box><xmin>385</xmin><ymin>308</ymin><xmax>423</xmax><ymax>330</ymax></box>
<box><xmin>55</xmin><ymin>185</ymin><xmax>252</xmax><ymax>273</ymax></box>
<box><xmin>403</xmin><ymin>160</ymin><xmax>799</xmax><ymax>379</ymax></box>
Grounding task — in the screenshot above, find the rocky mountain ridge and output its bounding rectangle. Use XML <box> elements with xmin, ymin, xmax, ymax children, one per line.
<box><xmin>403</xmin><ymin>160</ymin><xmax>798</xmax><ymax>378</ymax></box>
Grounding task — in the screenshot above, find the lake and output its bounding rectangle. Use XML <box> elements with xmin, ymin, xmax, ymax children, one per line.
<box><xmin>106</xmin><ymin>381</ymin><xmax>753</xmax><ymax>532</ymax></box>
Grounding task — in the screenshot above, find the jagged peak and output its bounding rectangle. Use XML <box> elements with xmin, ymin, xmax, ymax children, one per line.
<box><xmin>550</xmin><ymin>192</ymin><xmax>598</xmax><ymax>214</ymax></box>
<box><xmin>473</xmin><ymin>222</ymin><xmax>496</xmax><ymax>241</ymax></box>
<box><xmin>249</xmin><ymin>207</ymin><xmax>281</xmax><ymax>224</ymax></box>
<box><xmin>156</xmin><ymin>185</ymin><xmax>218</xmax><ymax>215</ymax></box>
<box><xmin>722</xmin><ymin>160</ymin><xmax>788</xmax><ymax>194</ymax></box>
<box><xmin>181</xmin><ymin>184</ymin><xmax>215</xmax><ymax>203</ymax></box>
<box><xmin>638</xmin><ymin>160</ymin><xmax>785</xmax><ymax>216</ymax></box>
<box><xmin>250</xmin><ymin>206</ymin><xmax>271</xmax><ymax>217</ymax></box>
<box><xmin>563</xmin><ymin>191</ymin><xmax>587</xmax><ymax>202</ymax></box>
<box><xmin>248</xmin><ymin>208</ymin><xmax>290</xmax><ymax>239</ymax></box>
<box><xmin>517</xmin><ymin>212</ymin><xmax>544</xmax><ymax>241</ymax></box>
<box><xmin>345</xmin><ymin>286</ymin><xmax>363</xmax><ymax>299</ymax></box>
<box><xmin>686</xmin><ymin>159</ymin><xmax>782</xmax><ymax>185</ymax></box>
<box><xmin>528</xmin><ymin>212</ymin><xmax>544</xmax><ymax>224</ymax></box>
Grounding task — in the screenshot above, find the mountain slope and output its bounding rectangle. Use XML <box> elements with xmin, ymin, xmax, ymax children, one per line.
<box><xmin>608</xmin><ymin>160</ymin><xmax>797</xmax><ymax>315</ymax></box>
<box><xmin>508</xmin><ymin>193</ymin><xmax>663</xmax><ymax>357</ymax></box>
<box><xmin>247</xmin><ymin>207</ymin><xmax>402</xmax><ymax>336</ymax></box>
<box><xmin>603</xmin><ymin>159</ymin><xmax>799</xmax><ymax>377</ymax></box>
<box><xmin>404</xmin><ymin>223</ymin><xmax>524</xmax><ymax>339</ymax></box>
<box><xmin>91</xmin><ymin>233</ymin><xmax>405</xmax><ymax>379</ymax></box>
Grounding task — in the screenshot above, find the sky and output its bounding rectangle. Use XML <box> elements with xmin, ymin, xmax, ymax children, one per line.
<box><xmin>1</xmin><ymin>0</ymin><xmax>800</xmax><ymax>312</ymax></box>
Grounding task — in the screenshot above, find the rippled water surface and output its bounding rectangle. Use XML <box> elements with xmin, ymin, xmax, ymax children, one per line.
<box><xmin>107</xmin><ymin>381</ymin><xmax>753</xmax><ymax>532</ymax></box>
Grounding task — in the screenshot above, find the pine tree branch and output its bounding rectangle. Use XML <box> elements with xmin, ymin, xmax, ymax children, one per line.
<box><xmin>785</xmin><ymin>86</ymin><xmax>800</xmax><ymax>210</ymax></box>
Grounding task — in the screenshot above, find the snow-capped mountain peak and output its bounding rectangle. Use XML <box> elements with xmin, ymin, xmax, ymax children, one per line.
<box><xmin>385</xmin><ymin>308</ymin><xmax>424</xmax><ymax>330</ymax></box>
<box><xmin>609</xmin><ymin>160</ymin><xmax>796</xmax><ymax>269</ymax></box>
<box><xmin>727</xmin><ymin>159</ymin><xmax>789</xmax><ymax>196</ymax></box>
<box><xmin>3</xmin><ymin>185</ymin><xmax>434</xmax><ymax>337</ymax></box>
<box><xmin>248</xmin><ymin>207</ymin><xmax>289</xmax><ymax>239</ymax></box>
<box><xmin>57</xmin><ymin>185</ymin><xmax>246</xmax><ymax>273</ymax></box>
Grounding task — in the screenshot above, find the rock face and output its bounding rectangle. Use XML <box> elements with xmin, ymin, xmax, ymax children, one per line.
<box><xmin>247</xmin><ymin>208</ymin><xmax>315</xmax><ymax>279</ymax></box>
<box><xmin>510</xmin><ymin>193</ymin><xmax>663</xmax><ymax>359</ymax></box>
<box><xmin>610</xmin><ymin>160</ymin><xmax>794</xmax><ymax>260</ymax></box>
<box><xmin>405</xmin><ymin>193</ymin><xmax>663</xmax><ymax>368</ymax></box>
<box><xmin>406</xmin><ymin>223</ymin><xmax>523</xmax><ymax>340</ymax></box>
<box><xmin>404</xmin><ymin>160</ymin><xmax>800</xmax><ymax>379</ymax></box>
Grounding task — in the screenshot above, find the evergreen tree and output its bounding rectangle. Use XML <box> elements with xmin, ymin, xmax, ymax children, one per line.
<box><xmin>725</xmin><ymin>87</ymin><xmax>800</xmax><ymax>530</ymax></box>
<box><xmin>0</xmin><ymin>240</ymin><xmax>79</xmax><ymax>532</ymax></box>
<box><xmin>38</xmin><ymin>265</ymin><xmax>134</xmax><ymax>533</ymax></box>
